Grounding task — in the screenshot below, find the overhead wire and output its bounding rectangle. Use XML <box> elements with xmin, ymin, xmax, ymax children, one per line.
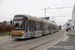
<box><xmin>69</xmin><ymin>0</ymin><xmax>74</xmax><ymax>5</ymax></box>
<box><xmin>40</xmin><ymin>6</ymin><xmax>73</xmax><ymax>10</ymax></box>
<box><xmin>62</xmin><ymin>0</ymin><xmax>69</xmax><ymax>7</ymax></box>
<box><xmin>27</xmin><ymin>0</ymin><xmax>73</xmax><ymax>25</ymax></box>
<box><xmin>49</xmin><ymin>0</ymin><xmax>73</xmax><ymax>25</ymax></box>
<box><xmin>28</xmin><ymin>0</ymin><xmax>73</xmax><ymax>9</ymax></box>
<box><xmin>28</xmin><ymin>0</ymin><xmax>41</xmax><ymax>8</ymax></box>
<box><xmin>51</xmin><ymin>6</ymin><xmax>73</xmax><ymax>9</ymax></box>
<box><xmin>50</xmin><ymin>0</ymin><xmax>62</xmax><ymax>16</ymax></box>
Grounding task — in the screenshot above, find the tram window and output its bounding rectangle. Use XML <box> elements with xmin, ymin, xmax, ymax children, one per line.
<box><xmin>29</xmin><ymin>20</ymin><xmax>31</xmax><ymax>31</ymax></box>
<box><xmin>34</xmin><ymin>21</ymin><xmax>36</xmax><ymax>31</ymax></box>
<box><xmin>54</xmin><ymin>26</ymin><xmax>55</xmax><ymax>30</ymax></box>
<box><xmin>48</xmin><ymin>24</ymin><xmax>49</xmax><ymax>30</ymax></box>
<box><xmin>47</xmin><ymin>24</ymin><xmax>48</xmax><ymax>30</ymax></box>
<box><xmin>40</xmin><ymin>22</ymin><xmax>42</xmax><ymax>30</ymax></box>
<box><xmin>44</xmin><ymin>23</ymin><xmax>46</xmax><ymax>31</ymax></box>
<box><xmin>45</xmin><ymin>24</ymin><xmax>47</xmax><ymax>30</ymax></box>
<box><xmin>43</xmin><ymin>23</ymin><xmax>44</xmax><ymax>30</ymax></box>
<box><xmin>47</xmin><ymin>24</ymin><xmax>49</xmax><ymax>30</ymax></box>
<box><xmin>46</xmin><ymin>24</ymin><xmax>48</xmax><ymax>30</ymax></box>
<box><xmin>51</xmin><ymin>25</ymin><xmax>53</xmax><ymax>30</ymax></box>
<box><xmin>52</xmin><ymin>25</ymin><xmax>53</xmax><ymax>30</ymax></box>
<box><xmin>42</xmin><ymin>23</ymin><xmax>43</xmax><ymax>30</ymax></box>
<box><xmin>34</xmin><ymin>22</ymin><xmax>42</xmax><ymax>31</ymax></box>
<box><xmin>26</xmin><ymin>22</ymin><xmax>28</xmax><ymax>32</ymax></box>
<box><xmin>53</xmin><ymin>26</ymin><xmax>54</xmax><ymax>30</ymax></box>
<box><xmin>46</xmin><ymin>24</ymin><xmax>47</xmax><ymax>30</ymax></box>
<box><xmin>53</xmin><ymin>25</ymin><xmax>54</xmax><ymax>30</ymax></box>
<box><xmin>52</xmin><ymin>25</ymin><xmax>54</xmax><ymax>30</ymax></box>
<box><xmin>50</xmin><ymin>24</ymin><xmax>51</xmax><ymax>30</ymax></box>
<box><xmin>36</xmin><ymin>22</ymin><xmax>40</xmax><ymax>31</ymax></box>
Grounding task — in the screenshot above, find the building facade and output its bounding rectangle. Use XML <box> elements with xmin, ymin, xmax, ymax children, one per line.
<box><xmin>72</xmin><ymin>4</ymin><xmax>75</xmax><ymax>30</ymax></box>
<box><xmin>63</xmin><ymin>20</ymin><xmax>72</xmax><ymax>30</ymax></box>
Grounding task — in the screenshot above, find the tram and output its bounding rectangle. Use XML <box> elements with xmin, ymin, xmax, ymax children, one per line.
<box><xmin>11</xmin><ymin>14</ymin><xmax>59</xmax><ymax>39</ymax></box>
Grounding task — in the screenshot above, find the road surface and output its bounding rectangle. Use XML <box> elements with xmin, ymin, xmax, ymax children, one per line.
<box><xmin>0</xmin><ymin>30</ymin><xmax>65</xmax><ymax>50</ymax></box>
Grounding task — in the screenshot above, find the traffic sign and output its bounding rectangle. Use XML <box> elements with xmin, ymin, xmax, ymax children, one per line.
<box><xmin>67</xmin><ymin>23</ymin><xmax>70</xmax><ymax>26</ymax></box>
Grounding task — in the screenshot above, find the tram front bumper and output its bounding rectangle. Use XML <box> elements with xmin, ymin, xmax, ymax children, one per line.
<box><xmin>11</xmin><ymin>34</ymin><xmax>25</xmax><ymax>39</ymax></box>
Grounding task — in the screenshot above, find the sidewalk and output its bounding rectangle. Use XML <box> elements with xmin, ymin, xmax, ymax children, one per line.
<box><xmin>47</xmin><ymin>36</ymin><xmax>75</xmax><ymax>50</ymax></box>
<box><xmin>66</xmin><ymin>30</ymin><xmax>75</xmax><ymax>35</ymax></box>
<box><xmin>47</xmin><ymin>30</ymin><xmax>75</xmax><ymax>50</ymax></box>
<box><xmin>0</xmin><ymin>36</ymin><xmax>12</xmax><ymax>41</ymax></box>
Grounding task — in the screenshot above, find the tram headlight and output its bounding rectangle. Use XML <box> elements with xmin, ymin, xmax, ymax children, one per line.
<box><xmin>22</xmin><ymin>31</ymin><xmax>24</xmax><ymax>33</ymax></box>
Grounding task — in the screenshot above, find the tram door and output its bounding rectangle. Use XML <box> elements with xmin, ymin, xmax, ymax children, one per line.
<box><xmin>31</xmin><ymin>21</ymin><xmax>34</xmax><ymax>37</ymax></box>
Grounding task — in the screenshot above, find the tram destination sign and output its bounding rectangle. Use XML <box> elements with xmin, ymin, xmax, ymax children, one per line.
<box><xmin>14</xmin><ymin>17</ymin><xmax>22</xmax><ymax>19</ymax></box>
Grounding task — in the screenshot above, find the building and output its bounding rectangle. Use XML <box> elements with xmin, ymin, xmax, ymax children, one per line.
<box><xmin>72</xmin><ymin>4</ymin><xmax>75</xmax><ymax>30</ymax></box>
<box><xmin>63</xmin><ymin>24</ymin><xmax>67</xmax><ymax>30</ymax></box>
<box><xmin>63</xmin><ymin>19</ymin><xmax>72</xmax><ymax>30</ymax></box>
<box><xmin>68</xmin><ymin>19</ymin><xmax>72</xmax><ymax>30</ymax></box>
<box><xmin>0</xmin><ymin>21</ymin><xmax>10</xmax><ymax>25</ymax></box>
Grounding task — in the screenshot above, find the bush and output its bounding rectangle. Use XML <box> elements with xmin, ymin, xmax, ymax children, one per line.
<box><xmin>8</xmin><ymin>25</ymin><xmax>12</xmax><ymax>31</ymax></box>
<box><xmin>2</xmin><ymin>25</ymin><xmax>6</xmax><ymax>31</ymax></box>
<box><xmin>5</xmin><ymin>25</ymin><xmax>12</xmax><ymax>31</ymax></box>
<box><xmin>0</xmin><ymin>25</ymin><xmax>12</xmax><ymax>32</ymax></box>
<box><xmin>0</xmin><ymin>25</ymin><xmax>3</xmax><ymax>32</ymax></box>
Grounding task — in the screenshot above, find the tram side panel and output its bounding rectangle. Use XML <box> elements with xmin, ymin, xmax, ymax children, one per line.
<box><xmin>45</xmin><ymin>23</ymin><xmax>47</xmax><ymax>34</ymax></box>
<box><xmin>50</xmin><ymin>24</ymin><xmax>52</xmax><ymax>33</ymax></box>
<box><xmin>27</xmin><ymin>20</ymin><xmax>34</xmax><ymax>38</ymax></box>
<box><xmin>33</xmin><ymin>21</ymin><xmax>42</xmax><ymax>37</ymax></box>
<box><xmin>22</xmin><ymin>20</ymin><xmax>32</xmax><ymax>38</ymax></box>
<box><xmin>46</xmin><ymin>24</ymin><xmax>50</xmax><ymax>34</ymax></box>
<box><xmin>49</xmin><ymin>24</ymin><xmax>51</xmax><ymax>34</ymax></box>
<box><xmin>47</xmin><ymin>24</ymin><xmax>50</xmax><ymax>34</ymax></box>
<box><xmin>53</xmin><ymin>25</ymin><xmax>55</xmax><ymax>33</ymax></box>
<box><xmin>50</xmin><ymin>25</ymin><xmax>53</xmax><ymax>33</ymax></box>
<box><xmin>42</xmin><ymin>23</ymin><xmax>47</xmax><ymax>36</ymax></box>
<box><xmin>42</xmin><ymin>23</ymin><xmax>44</xmax><ymax>35</ymax></box>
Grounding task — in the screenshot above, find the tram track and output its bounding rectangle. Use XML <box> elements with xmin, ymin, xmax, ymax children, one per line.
<box><xmin>5</xmin><ymin>34</ymin><xmax>55</xmax><ymax>50</ymax></box>
<box><xmin>29</xmin><ymin>32</ymin><xmax>64</xmax><ymax>50</ymax></box>
<box><xmin>0</xmin><ymin>40</ymin><xmax>19</xmax><ymax>46</ymax></box>
<box><xmin>0</xmin><ymin>31</ymin><xmax>63</xmax><ymax>50</ymax></box>
<box><xmin>0</xmin><ymin>33</ymin><xmax>53</xmax><ymax>46</ymax></box>
<box><xmin>6</xmin><ymin>31</ymin><xmax>63</xmax><ymax>50</ymax></box>
<box><xmin>0</xmin><ymin>32</ymin><xmax>56</xmax><ymax>50</ymax></box>
<box><xmin>0</xmin><ymin>38</ymin><xmax>32</xmax><ymax>46</ymax></box>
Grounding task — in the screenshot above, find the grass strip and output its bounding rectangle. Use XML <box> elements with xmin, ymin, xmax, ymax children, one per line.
<box><xmin>0</xmin><ymin>32</ymin><xmax>10</xmax><ymax>37</ymax></box>
<box><xmin>67</xmin><ymin>34</ymin><xmax>75</xmax><ymax>37</ymax></box>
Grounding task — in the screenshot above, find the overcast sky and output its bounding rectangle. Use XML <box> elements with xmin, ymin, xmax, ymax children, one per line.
<box><xmin>0</xmin><ymin>0</ymin><xmax>75</xmax><ymax>25</ymax></box>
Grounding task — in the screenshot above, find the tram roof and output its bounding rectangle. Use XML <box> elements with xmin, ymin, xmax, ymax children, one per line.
<box><xmin>25</xmin><ymin>14</ymin><xmax>57</xmax><ymax>25</ymax></box>
<box><xmin>25</xmin><ymin>15</ymin><xmax>50</xmax><ymax>23</ymax></box>
<box><xmin>15</xmin><ymin>14</ymin><xmax>57</xmax><ymax>25</ymax></box>
<box><xmin>25</xmin><ymin>14</ymin><xmax>42</xmax><ymax>21</ymax></box>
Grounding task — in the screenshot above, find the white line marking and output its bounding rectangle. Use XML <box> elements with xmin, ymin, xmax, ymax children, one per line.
<box><xmin>44</xmin><ymin>32</ymin><xmax>66</xmax><ymax>50</ymax></box>
<box><xmin>62</xmin><ymin>36</ymin><xmax>69</xmax><ymax>41</ymax></box>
